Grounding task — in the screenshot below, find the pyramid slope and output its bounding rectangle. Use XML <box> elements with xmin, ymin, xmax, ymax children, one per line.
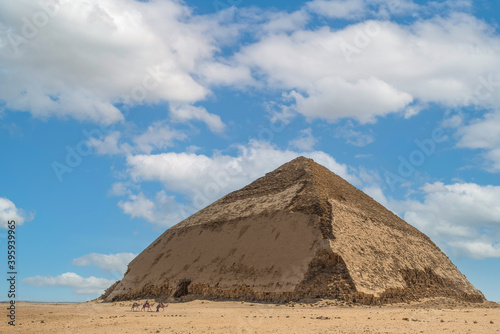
<box><xmin>103</xmin><ymin>157</ymin><xmax>484</xmax><ymax>304</ymax></box>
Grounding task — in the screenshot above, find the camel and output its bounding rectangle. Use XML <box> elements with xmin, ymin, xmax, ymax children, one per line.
<box><xmin>142</xmin><ymin>301</ymin><xmax>155</xmax><ymax>312</ymax></box>
<box><xmin>156</xmin><ymin>301</ymin><xmax>168</xmax><ymax>312</ymax></box>
<box><xmin>131</xmin><ymin>302</ymin><xmax>140</xmax><ymax>312</ymax></box>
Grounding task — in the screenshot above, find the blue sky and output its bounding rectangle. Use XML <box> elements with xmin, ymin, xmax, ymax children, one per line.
<box><xmin>0</xmin><ymin>0</ymin><xmax>499</xmax><ymax>302</ymax></box>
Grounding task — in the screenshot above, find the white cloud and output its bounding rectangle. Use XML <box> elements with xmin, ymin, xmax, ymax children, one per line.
<box><xmin>261</xmin><ymin>10</ymin><xmax>310</xmax><ymax>33</ymax></box>
<box><xmin>170</xmin><ymin>104</ymin><xmax>226</xmax><ymax>134</ymax></box>
<box><xmin>0</xmin><ymin>0</ymin><xmax>230</xmax><ymax>124</ymax></box>
<box><xmin>126</xmin><ymin>140</ymin><xmax>357</xmax><ymax>201</ymax></box>
<box><xmin>265</xmin><ymin>97</ymin><xmax>297</xmax><ymax>125</ymax></box>
<box><xmin>118</xmin><ymin>191</ymin><xmax>189</xmax><ymax>227</ymax></box>
<box><xmin>108</xmin><ymin>182</ymin><xmax>132</xmax><ymax>197</ymax></box>
<box><xmin>356</xmin><ymin>180</ymin><xmax>500</xmax><ymax>260</ymax></box>
<box><xmin>403</xmin><ymin>103</ymin><xmax>425</xmax><ymax>119</ymax></box>
<box><xmin>72</xmin><ymin>252</ymin><xmax>136</xmax><ymax>275</ymax></box>
<box><xmin>426</xmin><ymin>0</ymin><xmax>473</xmax><ymax>14</ymax></box>
<box><xmin>306</xmin><ymin>0</ymin><xmax>366</xmax><ymax>19</ymax></box>
<box><xmin>88</xmin><ymin>131</ymin><xmax>131</xmax><ymax>156</ymax></box>
<box><xmin>132</xmin><ymin>121</ymin><xmax>187</xmax><ymax>154</ymax></box>
<box><xmin>1</xmin><ymin>0</ymin><xmax>495</xmax><ymax>129</ymax></box>
<box><xmin>457</xmin><ymin>110</ymin><xmax>500</xmax><ymax>171</ymax></box>
<box><xmin>334</xmin><ymin>121</ymin><xmax>375</xmax><ymax>146</ymax></box>
<box><xmin>448</xmin><ymin>241</ymin><xmax>500</xmax><ymax>259</ymax></box>
<box><xmin>0</xmin><ymin>197</ymin><xmax>33</xmax><ymax>229</ymax></box>
<box><xmin>355</xmin><ymin>153</ymin><xmax>372</xmax><ymax>159</ymax></box>
<box><xmin>368</xmin><ymin>0</ymin><xmax>420</xmax><ymax>17</ymax></box>
<box><xmin>198</xmin><ymin>62</ymin><xmax>254</xmax><ymax>87</ymax></box>
<box><xmin>290</xmin><ymin>77</ymin><xmax>413</xmax><ymax>123</ymax></box>
<box><xmin>362</xmin><ymin>184</ymin><xmax>390</xmax><ymax>207</ymax></box>
<box><xmin>306</xmin><ymin>0</ymin><xmax>468</xmax><ymax>20</ymax></box>
<box><xmin>22</xmin><ymin>272</ymin><xmax>115</xmax><ymax>295</ymax></box>
<box><xmin>120</xmin><ymin>141</ymin><xmax>358</xmax><ymax>225</ymax></box>
<box><xmin>460</xmin><ymin>124</ymin><xmax>498</xmax><ymax>148</ymax></box>
<box><xmin>118</xmin><ymin>192</ymin><xmax>157</xmax><ymax>222</ymax></box>
<box><xmin>237</xmin><ymin>14</ymin><xmax>500</xmax><ymax>123</ymax></box>
<box><xmin>402</xmin><ymin>182</ymin><xmax>500</xmax><ymax>259</ymax></box>
<box><xmin>486</xmin><ymin>148</ymin><xmax>500</xmax><ymax>172</ymax></box>
<box><xmin>88</xmin><ymin>122</ymin><xmax>186</xmax><ymax>155</ymax></box>
<box><xmin>289</xmin><ymin>128</ymin><xmax>317</xmax><ymax>151</ymax></box>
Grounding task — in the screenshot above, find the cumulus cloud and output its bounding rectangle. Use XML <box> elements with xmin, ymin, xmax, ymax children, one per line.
<box><xmin>289</xmin><ymin>128</ymin><xmax>317</xmax><ymax>151</ymax></box>
<box><xmin>88</xmin><ymin>121</ymin><xmax>186</xmax><ymax>155</ymax></box>
<box><xmin>118</xmin><ymin>191</ymin><xmax>189</xmax><ymax>227</ymax></box>
<box><xmin>132</xmin><ymin>122</ymin><xmax>187</xmax><ymax>154</ymax></box>
<box><xmin>334</xmin><ymin>121</ymin><xmax>375</xmax><ymax>146</ymax></box>
<box><xmin>108</xmin><ymin>182</ymin><xmax>133</xmax><ymax>197</ymax></box>
<box><xmin>119</xmin><ymin>141</ymin><xmax>358</xmax><ymax>226</ymax></box>
<box><xmin>72</xmin><ymin>252</ymin><xmax>137</xmax><ymax>275</ymax></box>
<box><xmin>362</xmin><ymin>184</ymin><xmax>391</xmax><ymax>208</ymax></box>
<box><xmin>448</xmin><ymin>241</ymin><xmax>500</xmax><ymax>259</ymax></box>
<box><xmin>0</xmin><ymin>0</ymin><xmax>235</xmax><ymax>124</ymax></box>
<box><xmin>198</xmin><ymin>62</ymin><xmax>254</xmax><ymax>87</ymax></box>
<box><xmin>118</xmin><ymin>192</ymin><xmax>157</xmax><ymax>222</ymax></box>
<box><xmin>127</xmin><ymin>140</ymin><xmax>357</xmax><ymax>198</ymax></box>
<box><xmin>1</xmin><ymin>0</ymin><xmax>497</xmax><ymax>129</ymax></box>
<box><xmin>0</xmin><ymin>197</ymin><xmax>33</xmax><ymax>229</ymax></box>
<box><xmin>170</xmin><ymin>104</ymin><xmax>226</xmax><ymax>134</ymax></box>
<box><xmin>290</xmin><ymin>77</ymin><xmax>413</xmax><ymax>123</ymax></box>
<box><xmin>306</xmin><ymin>0</ymin><xmax>469</xmax><ymax>20</ymax></box>
<box><xmin>260</xmin><ymin>10</ymin><xmax>310</xmax><ymax>33</ymax></box>
<box><xmin>22</xmin><ymin>272</ymin><xmax>115</xmax><ymax>295</ymax></box>
<box><xmin>357</xmin><ymin>180</ymin><xmax>500</xmax><ymax>260</ymax></box>
<box><xmin>403</xmin><ymin>182</ymin><xmax>500</xmax><ymax>259</ymax></box>
<box><xmin>237</xmin><ymin>14</ymin><xmax>500</xmax><ymax>123</ymax></box>
<box><xmin>306</xmin><ymin>0</ymin><xmax>366</xmax><ymax>19</ymax></box>
<box><xmin>457</xmin><ymin>110</ymin><xmax>500</xmax><ymax>171</ymax></box>
<box><xmin>88</xmin><ymin>131</ymin><xmax>131</xmax><ymax>156</ymax></box>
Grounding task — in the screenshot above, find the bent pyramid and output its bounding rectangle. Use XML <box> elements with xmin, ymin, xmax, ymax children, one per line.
<box><xmin>103</xmin><ymin>157</ymin><xmax>484</xmax><ymax>304</ymax></box>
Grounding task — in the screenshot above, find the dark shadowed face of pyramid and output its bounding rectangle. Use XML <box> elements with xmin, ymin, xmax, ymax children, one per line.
<box><xmin>102</xmin><ymin>157</ymin><xmax>485</xmax><ymax>304</ymax></box>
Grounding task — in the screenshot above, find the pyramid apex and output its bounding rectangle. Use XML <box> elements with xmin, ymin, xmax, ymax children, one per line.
<box><xmin>291</xmin><ymin>155</ymin><xmax>312</xmax><ymax>162</ymax></box>
<box><xmin>269</xmin><ymin>156</ymin><xmax>317</xmax><ymax>176</ymax></box>
<box><xmin>272</xmin><ymin>156</ymin><xmax>313</xmax><ymax>169</ymax></box>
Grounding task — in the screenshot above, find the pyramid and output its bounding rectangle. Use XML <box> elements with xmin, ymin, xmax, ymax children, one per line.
<box><xmin>103</xmin><ymin>157</ymin><xmax>485</xmax><ymax>304</ymax></box>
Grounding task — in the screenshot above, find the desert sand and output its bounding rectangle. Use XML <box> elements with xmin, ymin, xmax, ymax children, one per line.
<box><xmin>2</xmin><ymin>298</ymin><xmax>499</xmax><ymax>333</ymax></box>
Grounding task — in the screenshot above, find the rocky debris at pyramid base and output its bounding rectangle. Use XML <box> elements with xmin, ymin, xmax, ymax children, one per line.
<box><xmin>102</xmin><ymin>157</ymin><xmax>486</xmax><ymax>305</ymax></box>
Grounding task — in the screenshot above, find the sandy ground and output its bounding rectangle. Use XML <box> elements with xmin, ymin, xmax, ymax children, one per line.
<box><xmin>2</xmin><ymin>298</ymin><xmax>499</xmax><ymax>333</ymax></box>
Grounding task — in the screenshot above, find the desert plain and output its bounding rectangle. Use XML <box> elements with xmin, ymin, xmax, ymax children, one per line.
<box><xmin>2</xmin><ymin>298</ymin><xmax>499</xmax><ymax>333</ymax></box>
